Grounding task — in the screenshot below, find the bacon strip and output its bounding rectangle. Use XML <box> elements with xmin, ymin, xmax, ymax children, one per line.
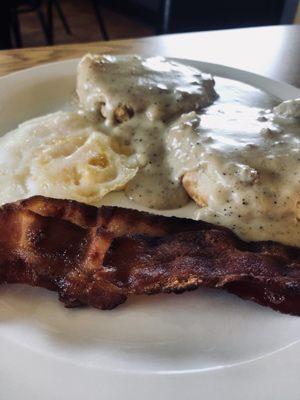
<box><xmin>0</xmin><ymin>196</ymin><xmax>300</xmax><ymax>315</ymax></box>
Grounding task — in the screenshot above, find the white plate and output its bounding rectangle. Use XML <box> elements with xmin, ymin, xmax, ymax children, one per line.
<box><xmin>0</xmin><ymin>58</ymin><xmax>300</xmax><ymax>400</ymax></box>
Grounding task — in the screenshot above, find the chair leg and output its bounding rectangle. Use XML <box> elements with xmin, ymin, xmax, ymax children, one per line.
<box><xmin>0</xmin><ymin>3</ymin><xmax>12</xmax><ymax>49</ymax></box>
<box><xmin>11</xmin><ymin>8</ymin><xmax>23</xmax><ymax>48</ymax></box>
<box><xmin>46</xmin><ymin>0</ymin><xmax>54</xmax><ymax>45</ymax></box>
<box><xmin>91</xmin><ymin>0</ymin><xmax>109</xmax><ymax>41</ymax></box>
<box><xmin>53</xmin><ymin>0</ymin><xmax>72</xmax><ymax>34</ymax></box>
<box><xmin>158</xmin><ymin>0</ymin><xmax>172</xmax><ymax>34</ymax></box>
<box><xmin>37</xmin><ymin>6</ymin><xmax>53</xmax><ymax>45</ymax></box>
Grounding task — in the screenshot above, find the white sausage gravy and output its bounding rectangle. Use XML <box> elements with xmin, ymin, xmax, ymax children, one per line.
<box><xmin>76</xmin><ymin>54</ymin><xmax>300</xmax><ymax>247</ymax></box>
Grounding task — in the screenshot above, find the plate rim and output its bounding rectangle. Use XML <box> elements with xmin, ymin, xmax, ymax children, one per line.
<box><xmin>1</xmin><ymin>56</ymin><xmax>299</xmax><ymax>99</ymax></box>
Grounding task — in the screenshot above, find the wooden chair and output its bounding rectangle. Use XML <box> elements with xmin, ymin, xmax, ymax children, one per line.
<box><xmin>9</xmin><ymin>0</ymin><xmax>71</xmax><ymax>47</ymax></box>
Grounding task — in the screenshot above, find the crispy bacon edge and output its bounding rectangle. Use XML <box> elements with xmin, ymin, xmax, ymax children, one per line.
<box><xmin>0</xmin><ymin>195</ymin><xmax>299</xmax><ymax>315</ymax></box>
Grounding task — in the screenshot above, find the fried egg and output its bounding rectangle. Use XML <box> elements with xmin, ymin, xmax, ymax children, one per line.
<box><xmin>0</xmin><ymin>111</ymin><xmax>139</xmax><ymax>206</ymax></box>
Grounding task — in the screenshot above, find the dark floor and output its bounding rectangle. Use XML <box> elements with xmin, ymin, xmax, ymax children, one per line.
<box><xmin>16</xmin><ymin>0</ymin><xmax>155</xmax><ymax>48</ymax></box>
